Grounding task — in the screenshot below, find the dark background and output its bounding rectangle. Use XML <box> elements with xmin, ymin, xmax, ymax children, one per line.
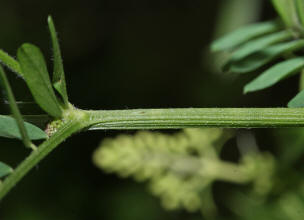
<box><xmin>0</xmin><ymin>1</ymin><xmax>298</xmax><ymax>219</ymax></box>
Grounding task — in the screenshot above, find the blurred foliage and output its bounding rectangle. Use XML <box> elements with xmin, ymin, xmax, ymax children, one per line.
<box><xmin>94</xmin><ymin>129</ymin><xmax>231</xmax><ymax>217</ymax></box>
<box><xmin>94</xmin><ymin>129</ymin><xmax>277</xmax><ymax>219</ymax></box>
<box><xmin>211</xmin><ymin>0</ymin><xmax>304</xmax><ymax>106</ymax></box>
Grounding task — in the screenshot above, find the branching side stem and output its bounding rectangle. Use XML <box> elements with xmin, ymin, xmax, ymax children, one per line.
<box><xmin>0</xmin><ymin>118</ymin><xmax>85</xmax><ymax>200</ymax></box>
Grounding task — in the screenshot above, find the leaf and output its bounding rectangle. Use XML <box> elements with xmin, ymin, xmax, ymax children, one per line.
<box><xmin>211</xmin><ymin>20</ymin><xmax>281</xmax><ymax>52</ymax></box>
<box><xmin>0</xmin><ymin>162</ymin><xmax>13</xmax><ymax>179</ymax></box>
<box><xmin>17</xmin><ymin>43</ymin><xmax>63</xmax><ymax>118</ymax></box>
<box><xmin>224</xmin><ymin>30</ymin><xmax>293</xmax><ymax>70</ymax></box>
<box><xmin>0</xmin><ymin>65</ymin><xmax>40</xmax><ymax>149</ymax></box>
<box><xmin>0</xmin><ymin>50</ymin><xmax>23</xmax><ymax>77</ymax></box>
<box><xmin>288</xmin><ymin>89</ymin><xmax>304</xmax><ymax>108</ymax></box>
<box><xmin>296</xmin><ymin>0</ymin><xmax>304</xmax><ymax>26</ymax></box>
<box><xmin>244</xmin><ymin>57</ymin><xmax>304</xmax><ymax>94</ymax></box>
<box><xmin>48</xmin><ymin>16</ymin><xmax>69</xmax><ymax>106</ymax></box>
<box><xmin>228</xmin><ymin>40</ymin><xmax>304</xmax><ymax>73</ymax></box>
<box><xmin>271</xmin><ymin>0</ymin><xmax>299</xmax><ymax>27</ymax></box>
<box><xmin>0</xmin><ymin>115</ymin><xmax>47</xmax><ymax>140</ymax></box>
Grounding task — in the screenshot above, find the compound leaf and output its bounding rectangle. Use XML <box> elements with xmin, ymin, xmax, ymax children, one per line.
<box><xmin>17</xmin><ymin>43</ymin><xmax>63</xmax><ymax>118</ymax></box>
<box><xmin>244</xmin><ymin>57</ymin><xmax>304</xmax><ymax>94</ymax></box>
<box><xmin>224</xmin><ymin>30</ymin><xmax>293</xmax><ymax>70</ymax></box>
<box><xmin>48</xmin><ymin>16</ymin><xmax>69</xmax><ymax>106</ymax></box>
<box><xmin>228</xmin><ymin>40</ymin><xmax>304</xmax><ymax>73</ymax></box>
<box><xmin>0</xmin><ymin>162</ymin><xmax>13</xmax><ymax>179</ymax></box>
<box><xmin>211</xmin><ymin>20</ymin><xmax>281</xmax><ymax>52</ymax></box>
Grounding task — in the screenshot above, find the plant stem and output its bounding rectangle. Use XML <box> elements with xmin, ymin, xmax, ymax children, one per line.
<box><xmin>83</xmin><ymin>108</ymin><xmax>304</xmax><ymax>129</ymax></box>
<box><xmin>2</xmin><ymin>106</ymin><xmax>304</xmax><ymax>200</ymax></box>
<box><xmin>0</xmin><ymin>66</ymin><xmax>36</xmax><ymax>151</ymax></box>
<box><xmin>0</xmin><ymin>118</ymin><xmax>85</xmax><ymax>200</ymax></box>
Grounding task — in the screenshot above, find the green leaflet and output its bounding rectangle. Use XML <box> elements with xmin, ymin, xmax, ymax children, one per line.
<box><xmin>0</xmin><ymin>50</ymin><xmax>23</xmax><ymax>77</ymax></box>
<box><xmin>224</xmin><ymin>30</ymin><xmax>293</xmax><ymax>70</ymax></box>
<box><xmin>211</xmin><ymin>20</ymin><xmax>281</xmax><ymax>52</ymax></box>
<box><xmin>271</xmin><ymin>0</ymin><xmax>299</xmax><ymax>27</ymax></box>
<box><xmin>0</xmin><ymin>162</ymin><xmax>13</xmax><ymax>179</ymax></box>
<box><xmin>17</xmin><ymin>43</ymin><xmax>63</xmax><ymax>118</ymax></box>
<box><xmin>48</xmin><ymin>16</ymin><xmax>69</xmax><ymax>106</ymax></box>
<box><xmin>0</xmin><ymin>65</ymin><xmax>43</xmax><ymax>149</ymax></box>
<box><xmin>288</xmin><ymin>89</ymin><xmax>304</xmax><ymax>108</ymax></box>
<box><xmin>228</xmin><ymin>40</ymin><xmax>304</xmax><ymax>73</ymax></box>
<box><xmin>0</xmin><ymin>115</ymin><xmax>47</xmax><ymax>140</ymax></box>
<box><xmin>296</xmin><ymin>0</ymin><xmax>304</xmax><ymax>26</ymax></box>
<box><xmin>244</xmin><ymin>57</ymin><xmax>304</xmax><ymax>94</ymax></box>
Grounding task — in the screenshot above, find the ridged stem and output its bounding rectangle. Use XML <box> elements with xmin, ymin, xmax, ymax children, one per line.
<box><xmin>83</xmin><ymin>108</ymin><xmax>304</xmax><ymax>129</ymax></box>
<box><xmin>2</xmin><ymin>107</ymin><xmax>304</xmax><ymax>200</ymax></box>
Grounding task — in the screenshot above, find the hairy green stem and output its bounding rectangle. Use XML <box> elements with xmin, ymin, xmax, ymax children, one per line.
<box><xmin>0</xmin><ymin>66</ymin><xmax>36</xmax><ymax>151</ymax></box>
<box><xmin>2</xmin><ymin>107</ymin><xmax>304</xmax><ymax>200</ymax></box>
<box><xmin>0</xmin><ymin>118</ymin><xmax>85</xmax><ymax>200</ymax></box>
<box><xmin>83</xmin><ymin>108</ymin><xmax>304</xmax><ymax>129</ymax></box>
